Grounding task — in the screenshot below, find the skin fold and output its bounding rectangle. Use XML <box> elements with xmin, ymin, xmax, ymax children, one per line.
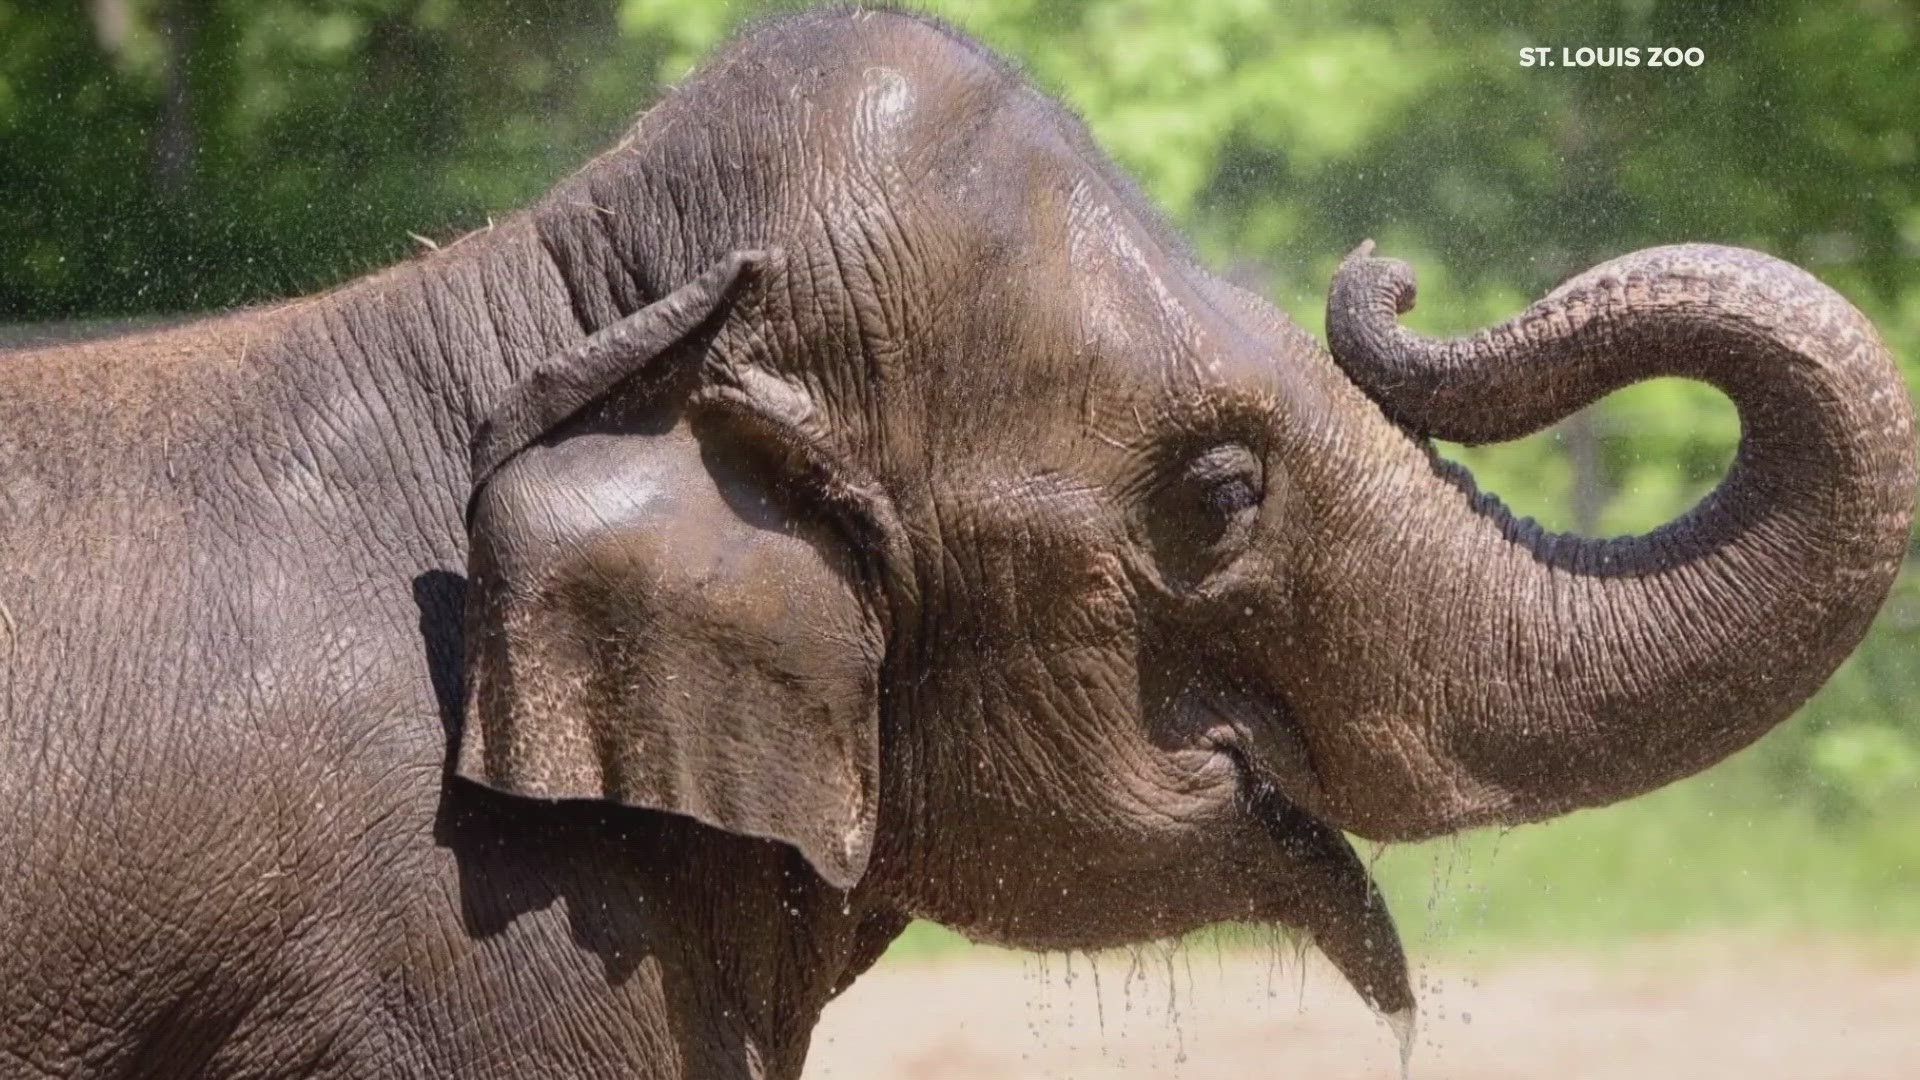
<box><xmin>0</xmin><ymin>9</ymin><xmax>1910</xmax><ymax>1078</ymax></box>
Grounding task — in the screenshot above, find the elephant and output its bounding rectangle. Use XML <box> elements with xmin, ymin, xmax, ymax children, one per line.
<box><xmin>0</xmin><ymin>8</ymin><xmax>1912</xmax><ymax>1078</ymax></box>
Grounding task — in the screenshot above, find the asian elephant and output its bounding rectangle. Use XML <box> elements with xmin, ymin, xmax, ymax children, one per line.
<box><xmin>0</xmin><ymin>8</ymin><xmax>1911</xmax><ymax>1078</ymax></box>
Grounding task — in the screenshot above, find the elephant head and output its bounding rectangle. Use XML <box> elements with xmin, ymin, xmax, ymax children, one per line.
<box><xmin>454</xmin><ymin>11</ymin><xmax>1915</xmax><ymax>1018</ymax></box>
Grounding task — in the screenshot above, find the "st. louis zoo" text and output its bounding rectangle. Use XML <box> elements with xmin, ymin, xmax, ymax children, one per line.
<box><xmin>1519</xmin><ymin>46</ymin><xmax>1704</xmax><ymax>67</ymax></box>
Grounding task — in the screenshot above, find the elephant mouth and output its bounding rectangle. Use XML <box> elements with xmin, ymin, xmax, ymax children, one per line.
<box><xmin>1201</xmin><ymin>698</ymin><xmax>1415</xmax><ymax>1019</ymax></box>
<box><xmin>1198</xmin><ymin>690</ymin><xmax>1330</xmax><ymax>812</ymax></box>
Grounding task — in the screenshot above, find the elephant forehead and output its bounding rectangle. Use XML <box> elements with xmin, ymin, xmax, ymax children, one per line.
<box><xmin>851</xmin><ymin>66</ymin><xmax>917</xmax><ymax>164</ymax></box>
<box><xmin>1066</xmin><ymin>178</ymin><xmax>1205</xmax><ymax>369</ymax></box>
<box><xmin>926</xmin><ymin>162</ymin><xmax>1249</xmax><ymax>429</ymax></box>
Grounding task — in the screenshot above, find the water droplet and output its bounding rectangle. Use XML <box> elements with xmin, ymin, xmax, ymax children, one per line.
<box><xmin>1384</xmin><ymin>1007</ymin><xmax>1418</xmax><ymax>1080</ymax></box>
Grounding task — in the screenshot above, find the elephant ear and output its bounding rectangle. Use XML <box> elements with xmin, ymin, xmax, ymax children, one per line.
<box><xmin>459</xmin><ymin>250</ymin><xmax>886</xmax><ymax>888</ymax></box>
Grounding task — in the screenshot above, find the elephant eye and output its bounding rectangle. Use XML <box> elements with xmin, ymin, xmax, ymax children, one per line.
<box><xmin>1204</xmin><ymin>473</ymin><xmax>1260</xmax><ymax>517</ymax></box>
<box><xmin>1186</xmin><ymin>444</ymin><xmax>1264</xmax><ymax>519</ymax></box>
<box><xmin>1143</xmin><ymin>443</ymin><xmax>1264</xmax><ymax>587</ymax></box>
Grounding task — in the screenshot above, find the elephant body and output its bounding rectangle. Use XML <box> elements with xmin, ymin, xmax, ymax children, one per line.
<box><xmin>0</xmin><ymin>233</ymin><xmax>893</xmax><ymax>1077</ymax></box>
<box><xmin>0</xmin><ymin>9</ymin><xmax>1910</xmax><ymax>1078</ymax></box>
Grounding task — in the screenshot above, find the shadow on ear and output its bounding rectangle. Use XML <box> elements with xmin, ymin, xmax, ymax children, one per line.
<box><xmin>460</xmin><ymin>252</ymin><xmax>885</xmax><ymax>889</ymax></box>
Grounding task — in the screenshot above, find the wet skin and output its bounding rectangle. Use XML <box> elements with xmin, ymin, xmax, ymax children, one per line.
<box><xmin>0</xmin><ymin>8</ymin><xmax>1911</xmax><ymax>1078</ymax></box>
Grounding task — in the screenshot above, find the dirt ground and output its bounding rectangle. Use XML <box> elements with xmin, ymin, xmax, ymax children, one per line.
<box><xmin>804</xmin><ymin>938</ymin><xmax>1919</xmax><ymax>1079</ymax></box>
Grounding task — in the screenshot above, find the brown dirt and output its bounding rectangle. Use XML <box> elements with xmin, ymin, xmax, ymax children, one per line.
<box><xmin>804</xmin><ymin>938</ymin><xmax>1919</xmax><ymax>1079</ymax></box>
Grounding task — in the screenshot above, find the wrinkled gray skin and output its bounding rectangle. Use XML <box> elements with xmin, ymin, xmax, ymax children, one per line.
<box><xmin>1</xmin><ymin>10</ymin><xmax>1913</xmax><ymax>1078</ymax></box>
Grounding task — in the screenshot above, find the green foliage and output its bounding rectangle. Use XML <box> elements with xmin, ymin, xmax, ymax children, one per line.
<box><xmin>5</xmin><ymin>0</ymin><xmax>1917</xmax><ymax>931</ymax></box>
<box><xmin>0</xmin><ymin>0</ymin><xmax>669</xmax><ymax>316</ymax></box>
<box><xmin>1369</xmin><ymin>784</ymin><xmax>1920</xmax><ymax>948</ymax></box>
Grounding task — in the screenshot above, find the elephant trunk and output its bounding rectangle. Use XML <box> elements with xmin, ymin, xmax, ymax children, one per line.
<box><xmin>1295</xmin><ymin>242</ymin><xmax>1914</xmax><ymax>840</ymax></box>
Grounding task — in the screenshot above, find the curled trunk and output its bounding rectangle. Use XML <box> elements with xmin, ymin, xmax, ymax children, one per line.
<box><xmin>1307</xmin><ymin>242</ymin><xmax>1914</xmax><ymax>839</ymax></box>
